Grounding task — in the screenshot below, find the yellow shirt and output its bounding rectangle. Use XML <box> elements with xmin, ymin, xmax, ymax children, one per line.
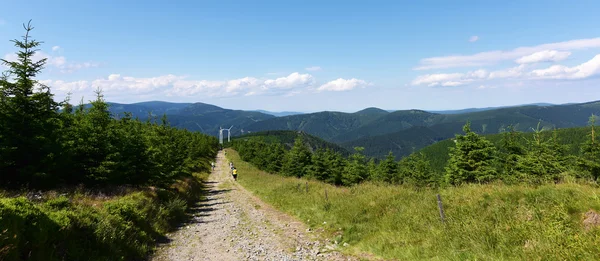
<box><xmin>233</xmin><ymin>169</ymin><xmax>238</xmax><ymax>175</ymax></box>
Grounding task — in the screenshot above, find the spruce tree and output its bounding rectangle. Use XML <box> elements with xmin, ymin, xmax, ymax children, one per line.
<box><xmin>281</xmin><ymin>136</ymin><xmax>312</xmax><ymax>177</ymax></box>
<box><xmin>498</xmin><ymin>125</ymin><xmax>525</xmax><ymax>180</ymax></box>
<box><xmin>375</xmin><ymin>151</ymin><xmax>398</xmax><ymax>183</ymax></box>
<box><xmin>397</xmin><ymin>152</ymin><xmax>435</xmax><ymax>186</ymax></box>
<box><xmin>0</xmin><ymin>21</ymin><xmax>62</xmax><ymax>187</ymax></box>
<box><xmin>342</xmin><ymin>147</ymin><xmax>369</xmax><ymax>185</ymax></box>
<box><xmin>516</xmin><ymin>124</ymin><xmax>569</xmax><ymax>182</ymax></box>
<box><xmin>307</xmin><ymin>149</ymin><xmax>329</xmax><ymax>181</ymax></box>
<box><xmin>578</xmin><ymin>115</ymin><xmax>600</xmax><ymax>180</ymax></box>
<box><xmin>445</xmin><ymin>121</ymin><xmax>498</xmax><ymax>185</ymax></box>
<box><xmin>323</xmin><ymin>149</ymin><xmax>346</xmax><ymax>185</ymax></box>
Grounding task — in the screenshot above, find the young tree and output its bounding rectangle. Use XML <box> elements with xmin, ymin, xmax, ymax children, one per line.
<box><xmin>578</xmin><ymin>115</ymin><xmax>600</xmax><ymax>180</ymax></box>
<box><xmin>0</xmin><ymin>21</ymin><xmax>62</xmax><ymax>187</ymax></box>
<box><xmin>516</xmin><ymin>124</ymin><xmax>569</xmax><ymax>182</ymax></box>
<box><xmin>342</xmin><ymin>147</ymin><xmax>369</xmax><ymax>185</ymax></box>
<box><xmin>323</xmin><ymin>149</ymin><xmax>346</xmax><ymax>185</ymax></box>
<box><xmin>445</xmin><ymin>121</ymin><xmax>498</xmax><ymax>185</ymax></box>
<box><xmin>498</xmin><ymin>125</ymin><xmax>525</xmax><ymax>180</ymax></box>
<box><xmin>375</xmin><ymin>151</ymin><xmax>398</xmax><ymax>183</ymax></box>
<box><xmin>307</xmin><ymin>148</ymin><xmax>329</xmax><ymax>181</ymax></box>
<box><xmin>281</xmin><ymin>136</ymin><xmax>312</xmax><ymax>177</ymax></box>
<box><xmin>398</xmin><ymin>152</ymin><xmax>435</xmax><ymax>186</ymax></box>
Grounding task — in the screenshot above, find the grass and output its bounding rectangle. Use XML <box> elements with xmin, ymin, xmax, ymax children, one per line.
<box><xmin>226</xmin><ymin>148</ymin><xmax>600</xmax><ymax>260</ymax></box>
<box><xmin>0</xmin><ymin>172</ymin><xmax>209</xmax><ymax>261</ymax></box>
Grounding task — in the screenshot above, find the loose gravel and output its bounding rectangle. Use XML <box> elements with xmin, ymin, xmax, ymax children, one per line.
<box><xmin>151</xmin><ymin>151</ymin><xmax>358</xmax><ymax>261</ymax></box>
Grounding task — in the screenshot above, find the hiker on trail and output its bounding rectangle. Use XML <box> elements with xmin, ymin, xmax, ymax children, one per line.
<box><xmin>232</xmin><ymin>167</ymin><xmax>238</xmax><ymax>181</ymax></box>
<box><xmin>211</xmin><ymin>162</ymin><xmax>215</xmax><ymax>170</ymax></box>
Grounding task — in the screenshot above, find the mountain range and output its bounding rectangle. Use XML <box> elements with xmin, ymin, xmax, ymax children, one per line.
<box><xmin>102</xmin><ymin>100</ymin><xmax>600</xmax><ymax>159</ymax></box>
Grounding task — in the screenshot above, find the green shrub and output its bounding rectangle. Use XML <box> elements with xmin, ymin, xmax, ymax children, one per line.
<box><xmin>0</xmin><ymin>173</ymin><xmax>207</xmax><ymax>261</ymax></box>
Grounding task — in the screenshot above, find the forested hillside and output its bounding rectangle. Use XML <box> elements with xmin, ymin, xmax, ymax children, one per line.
<box><xmin>419</xmin><ymin>125</ymin><xmax>593</xmax><ymax>174</ymax></box>
<box><xmin>233</xmin><ymin>115</ymin><xmax>600</xmax><ymax>187</ymax></box>
<box><xmin>100</xmin><ymin>101</ymin><xmax>275</xmax><ymax>136</ymax></box>
<box><xmin>0</xmin><ymin>23</ymin><xmax>218</xmax><ymax>260</ymax></box>
<box><xmin>95</xmin><ymin>94</ymin><xmax>600</xmax><ymax>162</ymax></box>
<box><xmin>232</xmin><ymin>130</ymin><xmax>350</xmax><ymax>155</ymax></box>
<box><xmin>243</xmin><ymin>102</ymin><xmax>600</xmax><ymax>160</ymax></box>
<box><xmin>245</xmin><ymin>110</ymin><xmax>386</xmax><ymax>141</ymax></box>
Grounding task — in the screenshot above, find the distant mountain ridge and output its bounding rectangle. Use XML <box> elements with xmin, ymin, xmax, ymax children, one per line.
<box><xmin>425</xmin><ymin>102</ymin><xmax>556</xmax><ymax>114</ymax></box>
<box><xmin>253</xmin><ymin>110</ymin><xmax>306</xmax><ymax>117</ymax></box>
<box><xmin>102</xmin><ymin>101</ymin><xmax>275</xmax><ymax>136</ymax></box>
<box><xmin>99</xmin><ymin>100</ymin><xmax>600</xmax><ymax>160</ymax></box>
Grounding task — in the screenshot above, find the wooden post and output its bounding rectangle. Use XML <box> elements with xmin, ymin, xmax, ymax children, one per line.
<box><xmin>437</xmin><ymin>194</ymin><xmax>446</xmax><ymax>223</ymax></box>
<box><xmin>305</xmin><ymin>182</ymin><xmax>308</xmax><ymax>193</ymax></box>
<box><xmin>325</xmin><ymin>189</ymin><xmax>329</xmax><ymax>202</ymax></box>
<box><xmin>297</xmin><ymin>183</ymin><xmax>301</xmax><ymax>191</ymax></box>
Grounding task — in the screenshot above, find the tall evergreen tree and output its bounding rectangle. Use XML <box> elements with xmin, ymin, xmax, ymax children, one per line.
<box><xmin>445</xmin><ymin>122</ymin><xmax>498</xmax><ymax>185</ymax></box>
<box><xmin>0</xmin><ymin>21</ymin><xmax>62</xmax><ymax>187</ymax></box>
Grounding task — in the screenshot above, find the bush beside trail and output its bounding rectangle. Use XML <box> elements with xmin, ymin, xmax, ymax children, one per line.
<box><xmin>0</xmin><ymin>173</ymin><xmax>208</xmax><ymax>261</ymax></box>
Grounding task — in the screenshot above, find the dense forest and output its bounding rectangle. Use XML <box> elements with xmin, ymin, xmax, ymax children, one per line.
<box><xmin>232</xmin><ymin>118</ymin><xmax>600</xmax><ymax>187</ymax></box>
<box><xmin>0</xmin><ymin>22</ymin><xmax>218</xmax><ymax>260</ymax></box>
<box><xmin>0</xmin><ymin>23</ymin><xmax>218</xmax><ymax>190</ymax></box>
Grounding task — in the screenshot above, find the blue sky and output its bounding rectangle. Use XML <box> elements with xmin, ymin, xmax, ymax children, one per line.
<box><xmin>2</xmin><ymin>0</ymin><xmax>600</xmax><ymax>112</ymax></box>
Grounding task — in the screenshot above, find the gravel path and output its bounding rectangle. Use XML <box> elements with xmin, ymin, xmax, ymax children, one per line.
<box><xmin>152</xmin><ymin>151</ymin><xmax>357</xmax><ymax>261</ymax></box>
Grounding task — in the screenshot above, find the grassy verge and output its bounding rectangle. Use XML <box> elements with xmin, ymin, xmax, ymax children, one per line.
<box><xmin>0</xmin><ymin>172</ymin><xmax>208</xmax><ymax>261</ymax></box>
<box><xmin>226</xmin><ymin>148</ymin><xmax>600</xmax><ymax>260</ymax></box>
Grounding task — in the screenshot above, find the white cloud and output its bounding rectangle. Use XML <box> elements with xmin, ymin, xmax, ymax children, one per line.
<box><xmin>488</xmin><ymin>64</ymin><xmax>527</xmax><ymax>79</ymax></box>
<box><xmin>416</xmin><ymin>37</ymin><xmax>600</xmax><ymax>70</ymax></box>
<box><xmin>515</xmin><ymin>50</ymin><xmax>571</xmax><ymax>64</ymax></box>
<box><xmin>263</xmin><ymin>72</ymin><xmax>315</xmax><ymax>90</ymax></box>
<box><xmin>530</xmin><ymin>54</ymin><xmax>600</xmax><ymax>79</ymax></box>
<box><xmin>469</xmin><ymin>36</ymin><xmax>479</xmax><ymax>42</ymax></box>
<box><xmin>44</xmin><ymin>72</ymin><xmax>321</xmax><ymax>99</ymax></box>
<box><xmin>305</xmin><ymin>66</ymin><xmax>322</xmax><ymax>71</ymax></box>
<box><xmin>317</xmin><ymin>78</ymin><xmax>369</xmax><ymax>91</ymax></box>
<box><xmin>442</xmin><ymin>81</ymin><xmax>465</xmax><ymax>87</ymax></box>
<box><xmin>412</xmin><ymin>53</ymin><xmax>600</xmax><ymax>87</ymax></box>
<box><xmin>52</xmin><ymin>46</ymin><xmax>61</xmax><ymax>52</ymax></box>
<box><xmin>3</xmin><ymin>51</ymin><xmax>97</xmax><ymax>73</ymax></box>
<box><xmin>411</xmin><ymin>73</ymin><xmax>465</xmax><ymax>87</ymax></box>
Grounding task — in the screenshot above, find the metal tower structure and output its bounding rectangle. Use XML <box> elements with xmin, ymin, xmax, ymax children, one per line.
<box><xmin>225</xmin><ymin>125</ymin><xmax>233</xmax><ymax>142</ymax></box>
<box><xmin>218</xmin><ymin>126</ymin><xmax>234</xmax><ymax>144</ymax></box>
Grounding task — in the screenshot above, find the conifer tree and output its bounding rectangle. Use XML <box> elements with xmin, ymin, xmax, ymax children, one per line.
<box><xmin>498</xmin><ymin>125</ymin><xmax>525</xmax><ymax>180</ymax></box>
<box><xmin>375</xmin><ymin>151</ymin><xmax>398</xmax><ymax>183</ymax></box>
<box><xmin>0</xmin><ymin>21</ymin><xmax>62</xmax><ymax>187</ymax></box>
<box><xmin>398</xmin><ymin>152</ymin><xmax>435</xmax><ymax>186</ymax></box>
<box><xmin>342</xmin><ymin>147</ymin><xmax>369</xmax><ymax>185</ymax></box>
<box><xmin>307</xmin><ymin>149</ymin><xmax>329</xmax><ymax>181</ymax></box>
<box><xmin>578</xmin><ymin>115</ymin><xmax>600</xmax><ymax>180</ymax></box>
<box><xmin>281</xmin><ymin>136</ymin><xmax>312</xmax><ymax>177</ymax></box>
<box><xmin>323</xmin><ymin>149</ymin><xmax>346</xmax><ymax>185</ymax></box>
<box><xmin>367</xmin><ymin>158</ymin><xmax>377</xmax><ymax>181</ymax></box>
<box><xmin>445</xmin><ymin>121</ymin><xmax>498</xmax><ymax>185</ymax></box>
<box><xmin>265</xmin><ymin>143</ymin><xmax>286</xmax><ymax>173</ymax></box>
<box><xmin>516</xmin><ymin>124</ymin><xmax>568</xmax><ymax>182</ymax></box>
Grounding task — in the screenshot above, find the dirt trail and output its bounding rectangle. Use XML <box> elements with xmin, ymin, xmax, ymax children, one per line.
<box><xmin>152</xmin><ymin>151</ymin><xmax>357</xmax><ymax>261</ymax></box>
